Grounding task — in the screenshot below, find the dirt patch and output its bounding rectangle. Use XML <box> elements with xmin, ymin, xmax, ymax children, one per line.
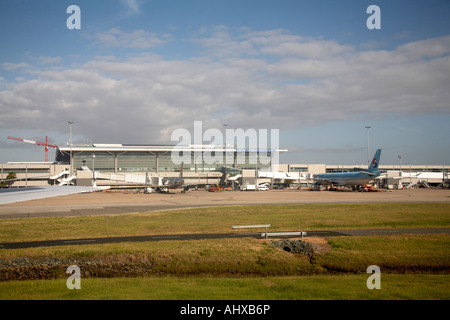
<box><xmin>268</xmin><ymin>237</ymin><xmax>331</xmax><ymax>264</ymax></box>
<box><xmin>302</xmin><ymin>237</ymin><xmax>331</xmax><ymax>254</ymax></box>
<box><xmin>266</xmin><ymin>237</ymin><xmax>330</xmax><ymax>254</ymax></box>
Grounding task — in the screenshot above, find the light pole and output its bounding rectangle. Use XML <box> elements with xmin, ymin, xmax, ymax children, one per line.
<box><xmin>365</xmin><ymin>126</ymin><xmax>371</xmax><ymax>166</ymax></box>
<box><xmin>255</xmin><ymin>153</ymin><xmax>259</xmax><ymax>190</ymax></box>
<box><xmin>68</xmin><ymin>121</ymin><xmax>74</xmax><ymax>176</ymax></box>
<box><xmin>92</xmin><ymin>153</ymin><xmax>96</xmax><ymax>187</ymax></box>
<box><xmin>222</xmin><ymin>123</ymin><xmax>228</xmax><ymax>188</ymax></box>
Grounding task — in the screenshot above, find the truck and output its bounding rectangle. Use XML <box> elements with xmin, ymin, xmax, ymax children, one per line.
<box><xmin>242</xmin><ymin>184</ymin><xmax>256</xmax><ymax>191</ymax></box>
<box><xmin>241</xmin><ymin>184</ymin><xmax>269</xmax><ymax>191</ymax></box>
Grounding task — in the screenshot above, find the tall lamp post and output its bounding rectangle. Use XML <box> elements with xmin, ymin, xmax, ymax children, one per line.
<box><xmin>68</xmin><ymin>121</ymin><xmax>74</xmax><ymax>176</ymax></box>
<box><xmin>92</xmin><ymin>153</ymin><xmax>96</xmax><ymax>187</ymax></box>
<box><xmin>365</xmin><ymin>126</ymin><xmax>371</xmax><ymax>166</ymax></box>
<box><xmin>222</xmin><ymin>123</ymin><xmax>228</xmax><ymax>188</ymax></box>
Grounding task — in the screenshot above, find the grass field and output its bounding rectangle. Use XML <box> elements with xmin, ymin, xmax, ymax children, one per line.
<box><xmin>0</xmin><ymin>203</ymin><xmax>449</xmax><ymax>300</ymax></box>
<box><xmin>1</xmin><ymin>274</ymin><xmax>448</xmax><ymax>300</ymax></box>
<box><xmin>0</xmin><ymin>203</ymin><xmax>448</xmax><ymax>242</ymax></box>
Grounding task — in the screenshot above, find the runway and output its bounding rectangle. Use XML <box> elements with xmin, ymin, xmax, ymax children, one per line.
<box><xmin>0</xmin><ymin>188</ymin><xmax>449</xmax><ymax>249</ymax></box>
<box><xmin>0</xmin><ymin>188</ymin><xmax>449</xmax><ymax>220</ymax></box>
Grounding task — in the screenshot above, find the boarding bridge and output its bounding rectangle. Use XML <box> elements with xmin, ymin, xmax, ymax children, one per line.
<box><xmin>94</xmin><ymin>172</ymin><xmax>161</xmax><ymax>185</ymax></box>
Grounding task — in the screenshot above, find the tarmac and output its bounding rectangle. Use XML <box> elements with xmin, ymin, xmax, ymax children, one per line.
<box><xmin>0</xmin><ymin>188</ymin><xmax>449</xmax><ymax>220</ymax></box>
<box><xmin>0</xmin><ymin>188</ymin><xmax>449</xmax><ymax>248</ymax></box>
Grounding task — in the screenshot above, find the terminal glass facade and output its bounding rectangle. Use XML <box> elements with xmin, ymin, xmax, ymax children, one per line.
<box><xmin>117</xmin><ymin>152</ymin><xmax>157</xmax><ymax>172</ymax></box>
<box><xmin>74</xmin><ymin>152</ymin><xmax>114</xmax><ymax>172</ymax></box>
<box><xmin>57</xmin><ymin>147</ymin><xmax>273</xmax><ymax>173</ymax></box>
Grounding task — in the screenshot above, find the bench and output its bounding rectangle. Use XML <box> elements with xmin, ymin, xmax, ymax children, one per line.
<box><xmin>261</xmin><ymin>231</ymin><xmax>307</xmax><ymax>239</ymax></box>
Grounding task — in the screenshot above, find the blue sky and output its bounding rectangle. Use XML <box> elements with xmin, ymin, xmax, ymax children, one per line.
<box><xmin>1</xmin><ymin>0</ymin><xmax>449</xmax><ymax>166</ymax></box>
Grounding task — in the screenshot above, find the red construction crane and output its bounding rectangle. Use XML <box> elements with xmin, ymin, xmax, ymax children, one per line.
<box><xmin>7</xmin><ymin>136</ymin><xmax>58</xmax><ymax>162</ymax></box>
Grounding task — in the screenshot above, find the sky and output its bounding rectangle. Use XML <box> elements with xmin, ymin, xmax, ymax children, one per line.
<box><xmin>0</xmin><ymin>0</ymin><xmax>449</xmax><ymax>166</ymax></box>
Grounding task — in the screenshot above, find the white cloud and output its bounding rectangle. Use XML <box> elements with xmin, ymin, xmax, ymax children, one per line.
<box><xmin>1</xmin><ymin>29</ymin><xmax>449</xmax><ymax>146</ymax></box>
<box><xmin>2</xmin><ymin>62</ymin><xmax>29</xmax><ymax>71</ymax></box>
<box><xmin>35</xmin><ymin>56</ymin><xmax>63</xmax><ymax>65</ymax></box>
<box><xmin>92</xmin><ymin>28</ymin><xmax>171</xmax><ymax>49</ymax></box>
<box><xmin>396</xmin><ymin>35</ymin><xmax>450</xmax><ymax>60</ymax></box>
<box><xmin>194</xmin><ymin>27</ymin><xmax>354</xmax><ymax>59</ymax></box>
<box><xmin>121</xmin><ymin>0</ymin><xmax>142</xmax><ymax>15</ymax></box>
<box><xmin>260</xmin><ymin>37</ymin><xmax>354</xmax><ymax>58</ymax></box>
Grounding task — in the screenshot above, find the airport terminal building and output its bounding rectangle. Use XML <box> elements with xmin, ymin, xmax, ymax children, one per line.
<box><xmin>55</xmin><ymin>143</ymin><xmax>280</xmax><ymax>173</ymax></box>
<box><xmin>1</xmin><ymin>143</ymin><xmax>449</xmax><ymax>190</ymax></box>
<box><xmin>1</xmin><ymin>143</ymin><xmax>285</xmax><ymax>188</ymax></box>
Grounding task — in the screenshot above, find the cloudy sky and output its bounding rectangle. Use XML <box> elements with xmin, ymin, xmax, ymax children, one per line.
<box><xmin>1</xmin><ymin>0</ymin><xmax>449</xmax><ymax>165</ymax></box>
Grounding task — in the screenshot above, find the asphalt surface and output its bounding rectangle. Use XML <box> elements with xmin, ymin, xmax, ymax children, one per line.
<box><xmin>1</xmin><ymin>228</ymin><xmax>449</xmax><ymax>250</ymax></box>
<box><xmin>0</xmin><ymin>188</ymin><xmax>448</xmax><ymax>249</ymax></box>
<box><xmin>1</xmin><ymin>188</ymin><xmax>449</xmax><ymax>220</ymax></box>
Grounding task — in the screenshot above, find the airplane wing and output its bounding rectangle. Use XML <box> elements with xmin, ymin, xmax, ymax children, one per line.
<box><xmin>359</xmin><ymin>171</ymin><xmax>377</xmax><ymax>176</ymax></box>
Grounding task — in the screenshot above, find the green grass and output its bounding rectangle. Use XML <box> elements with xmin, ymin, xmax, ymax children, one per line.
<box><xmin>1</xmin><ymin>234</ymin><xmax>448</xmax><ymax>277</ymax></box>
<box><xmin>0</xmin><ymin>203</ymin><xmax>449</xmax><ymax>243</ymax></box>
<box><xmin>315</xmin><ymin>234</ymin><xmax>450</xmax><ymax>273</ymax></box>
<box><xmin>0</xmin><ymin>274</ymin><xmax>448</xmax><ymax>300</ymax></box>
<box><xmin>0</xmin><ymin>203</ymin><xmax>449</xmax><ymax>299</ymax></box>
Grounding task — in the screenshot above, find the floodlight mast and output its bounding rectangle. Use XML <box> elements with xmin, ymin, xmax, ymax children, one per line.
<box><xmin>365</xmin><ymin>126</ymin><xmax>371</xmax><ymax>166</ymax></box>
<box><xmin>68</xmin><ymin>121</ymin><xmax>74</xmax><ymax>176</ymax></box>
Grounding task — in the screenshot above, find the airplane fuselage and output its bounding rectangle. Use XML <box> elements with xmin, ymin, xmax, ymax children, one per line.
<box><xmin>161</xmin><ymin>177</ymin><xmax>184</xmax><ymax>188</ymax></box>
<box><xmin>313</xmin><ymin>149</ymin><xmax>382</xmax><ymax>187</ymax></box>
<box><xmin>314</xmin><ymin>171</ymin><xmax>380</xmax><ymax>186</ymax></box>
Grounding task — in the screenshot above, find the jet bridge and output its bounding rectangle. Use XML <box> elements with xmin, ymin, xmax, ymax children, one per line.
<box><xmin>94</xmin><ymin>172</ymin><xmax>167</xmax><ymax>186</ymax></box>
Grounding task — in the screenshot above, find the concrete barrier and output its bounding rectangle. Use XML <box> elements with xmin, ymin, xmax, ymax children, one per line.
<box><xmin>261</xmin><ymin>231</ymin><xmax>307</xmax><ymax>239</ymax></box>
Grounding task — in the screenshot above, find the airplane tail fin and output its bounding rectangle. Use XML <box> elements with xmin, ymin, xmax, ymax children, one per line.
<box><xmin>368</xmin><ymin>149</ymin><xmax>381</xmax><ymax>172</ymax></box>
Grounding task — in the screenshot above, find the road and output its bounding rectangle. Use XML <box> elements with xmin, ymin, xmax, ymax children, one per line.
<box><xmin>1</xmin><ymin>228</ymin><xmax>449</xmax><ymax>250</ymax></box>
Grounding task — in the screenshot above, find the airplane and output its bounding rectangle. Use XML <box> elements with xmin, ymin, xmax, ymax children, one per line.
<box><xmin>312</xmin><ymin>149</ymin><xmax>382</xmax><ymax>190</ymax></box>
<box><xmin>142</xmin><ymin>166</ymin><xmax>191</xmax><ymax>193</ymax></box>
<box><xmin>153</xmin><ymin>176</ymin><xmax>186</xmax><ymax>193</ymax></box>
